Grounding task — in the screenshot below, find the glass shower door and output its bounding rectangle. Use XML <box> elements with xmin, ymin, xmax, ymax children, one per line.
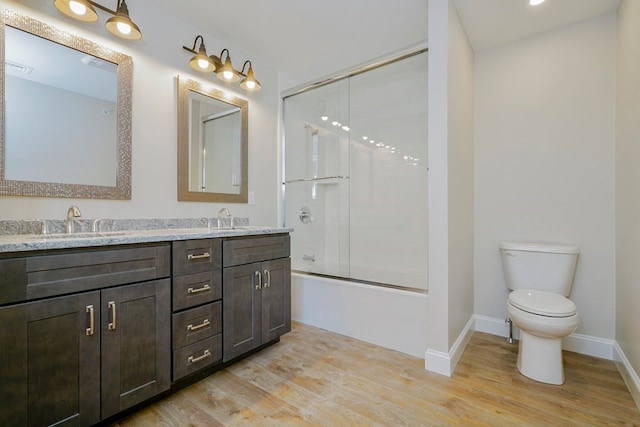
<box><xmin>283</xmin><ymin>50</ymin><xmax>428</xmax><ymax>290</ymax></box>
<box><xmin>283</xmin><ymin>79</ymin><xmax>351</xmax><ymax>278</ymax></box>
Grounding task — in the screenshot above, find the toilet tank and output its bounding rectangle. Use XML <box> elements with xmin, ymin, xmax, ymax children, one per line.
<box><xmin>500</xmin><ymin>242</ymin><xmax>579</xmax><ymax>296</ymax></box>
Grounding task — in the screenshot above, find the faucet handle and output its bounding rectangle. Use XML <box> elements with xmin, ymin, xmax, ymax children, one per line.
<box><xmin>68</xmin><ymin>205</ymin><xmax>82</xmax><ymax>218</ymax></box>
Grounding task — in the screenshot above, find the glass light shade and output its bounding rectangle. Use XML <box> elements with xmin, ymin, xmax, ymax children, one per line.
<box><xmin>239</xmin><ymin>67</ymin><xmax>261</xmax><ymax>91</ymax></box>
<box><xmin>189</xmin><ymin>43</ymin><xmax>215</xmax><ymax>73</ymax></box>
<box><xmin>216</xmin><ymin>57</ymin><xmax>240</xmax><ymax>83</ymax></box>
<box><xmin>106</xmin><ymin>14</ymin><xmax>142</xmax><ymax>40</ymax></box>
<box><xmin>53</xmin><ymin>0</ymin><xmax>98</xmax><ymax>22</ymax></box>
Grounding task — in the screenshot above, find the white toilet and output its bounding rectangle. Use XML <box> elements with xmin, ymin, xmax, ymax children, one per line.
<box><xmin>500</xmin><ymin>241</ymin><xmax>580</xmax><ymax>385</ymax></box>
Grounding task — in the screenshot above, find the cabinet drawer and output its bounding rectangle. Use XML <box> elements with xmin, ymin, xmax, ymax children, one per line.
<box><xmin>223</xmin><ymin>235</ymin><xmax>290</xmax><ymax>267</ymax></box>
<box><xmin>172</xmin><ymin>302</ymin><xmax>221</xmax><ymax>350</ymax></box>
<box><xmin>173</xmin><ymin>239</ymin><xmax>221</xmax><ymax>276</ymax></box>
<box><xmin>0</xmin><ymin>244</ymin><xmax>170</xmax><ymax>305</ymax></box>
<box><xmin>172</xmin><ymin>335</ymin><xmax>221</xmax><ymax>381</ymax></box>
<box><xmin>172</xmin><ymin>270</ymin><xmax>221</xmax><ymax>311</ymax></box>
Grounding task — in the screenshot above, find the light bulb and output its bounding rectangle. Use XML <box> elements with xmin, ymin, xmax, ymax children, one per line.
<box><xmin>69</xmin><ymin>0</ymin><xmax>86</xmax><ymax>15</ymax></box>
<box><xmin>529</xmin><ymin>0</ymin><xmax>545</xmax><ymax>5</ymax></box>
<box><xmin>197</xmin><ymin>58</ymin><xmax>210</xmax><ymax>69</ymax></box>
<box><xmin>116</xmin><ymin>22</ymin><xmax>132</xmax><ymax>35</ymax></box>
<box><xmin>245</xmin><ymin>80</ymin><xmax>256</xmax><ymax>89</ymax></box>
<box><xmin>321</xmin><ymin>116</ymin><xmax>328</xmax><ymax>121</ymax></box>
<box><xmin>223</xmin><ymin>70</ymin><xmax>234</xmax><ymax>80</ymax></box>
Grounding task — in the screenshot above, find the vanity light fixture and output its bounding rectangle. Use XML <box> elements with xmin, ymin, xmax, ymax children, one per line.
<box><xmin>183</xmin><ymin>35</ymin><xmax>262</xmax><ymax>92</ymax></box>
<box><xmin>53</xmin><ymin>0</ymin><xmax>142</xmax><ymax>40</ymax></box>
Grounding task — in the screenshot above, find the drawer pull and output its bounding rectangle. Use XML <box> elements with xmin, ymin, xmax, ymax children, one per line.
<box><xmin>187</xmin><ymin>284</ymin><xmax>211</xmax><ymax>294</ymax></box>
<box><xmin>188</xmin><ymin>349</ymin><xmax>212</xmax><ymax>364</ymax></box>
<box><xmin>187</xmin><ymin>252</ymin><xmax>211</xmax><ymax>260</ymax></box>
<box><xmin>86</xmin><ymin>305</ymin><xmax>95</xmax><ymax>336</ymax></box>
<box><xmin>187</xmin><ymin>319</ymin><xmax>210</xmax><ymax>332</ymax></box>
<box><xmin>108</xmin><ymin>301</ymin><xmax>117</xmax><ymax>331</ymax></box>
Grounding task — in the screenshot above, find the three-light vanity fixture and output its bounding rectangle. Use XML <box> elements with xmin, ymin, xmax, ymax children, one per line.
<box><xmin>183</xmin><ymin>35</ymin><xmax>261</xmax><ymax>92</ymax></box>
<box><xmin>53</xmin><ymin>0</ymin><xmax>142</xmax><ymax>40</ymax></box>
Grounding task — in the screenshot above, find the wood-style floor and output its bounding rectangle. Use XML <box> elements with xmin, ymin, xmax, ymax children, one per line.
<box><xmin>113</xmin><ymin>322</ymin><xmax>640</xmax><ymax>426</ymax></box>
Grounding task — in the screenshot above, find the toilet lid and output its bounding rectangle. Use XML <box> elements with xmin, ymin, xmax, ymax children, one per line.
<box><xmin>508</xmin><ymin>289</ymin><xmax>577</xmax><ymax>317</ymax></box>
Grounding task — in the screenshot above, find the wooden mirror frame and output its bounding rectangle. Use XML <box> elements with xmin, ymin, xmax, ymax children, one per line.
<box><xmin>0</xmin><ymin>9</ymin><xmax>132</xmax><ymax>199</ymax></box>
<box><xmin>177</xmin><ymin>76</ymin><xmax>248</xmax><ymax>203</ymax></box>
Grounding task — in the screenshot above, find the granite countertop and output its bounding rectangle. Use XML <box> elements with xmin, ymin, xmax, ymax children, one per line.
<box><xmin>0</xmin><ymin>218</ymin><xmax>293</xmax><ymax>254</ymax></box>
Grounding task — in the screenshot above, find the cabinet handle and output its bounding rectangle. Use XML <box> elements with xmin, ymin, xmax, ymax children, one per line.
<box><xmin>187</xmin><ymin>284</ymin><xmax>211</xmax><ymax>294</ymax></box>
<box><xmin>187</xmin><ymin>319</ymin><xmax>210</xmax><ymax>332</ymax></box>
<box><xmin>263</xmin><ymin>269</ymin><xmax>271</xmax><ymax>288</ymax></box>
<box><xmin>108</xmin><ymin>301</ymin><xmax>117</xmax><ymax>331</ymax></box>
<box><xmin>187</xmin><ymin>252</ymin><xmax>211</xmax><ymax>260</ymax></box>
<box><xmin>254</xmin><ymin>271</ymin><xmax>262</xmax><ymax>290</ymax></box>
<box><xmin>188</xmin><ymin>349</ymin><xmax>211</xmax><ymax>364</ymax></box>
<box><xmin>86</xmin><ymin>305</ymin><xmax>95</xmax><ymax>336</ymax></box>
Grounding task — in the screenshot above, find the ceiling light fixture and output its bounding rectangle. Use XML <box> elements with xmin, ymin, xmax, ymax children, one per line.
<box><xmin>183</xmin><ymin>35</ymin><xmax>261</xmax><ymax>92</ymax></box>
<box><xmin>53</xmin><ymin>0</ymin><xmax>142</xmax><ymax>40</ymax></box>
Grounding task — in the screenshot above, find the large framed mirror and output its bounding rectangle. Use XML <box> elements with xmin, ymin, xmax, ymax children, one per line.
<box><xmin>177</xmin><ymin>76</ymin><xmax>248</xmax><ymax>203</ymax></box>
<box><xmin>0</xmin><ymin>9</ymin><xmax>132</xmax><ymax>199</ymax></box>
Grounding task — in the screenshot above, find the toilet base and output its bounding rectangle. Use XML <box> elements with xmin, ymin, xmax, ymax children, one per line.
<box><xmin>517</xmin><ymin>331</ymin><xmax>564</xmax><ymax>385</ymax></box>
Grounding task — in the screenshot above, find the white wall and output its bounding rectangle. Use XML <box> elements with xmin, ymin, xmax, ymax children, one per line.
<box><xmin>615</xmin><ymin>0</ymin><xmax>640</xmax><ymax>405</ymax></box>
<box><xmin>474</xmin><ymin>13</ymin><xmax>617</xmax><ymax>339</ymax></box>
<box><xmin>446</xmin><ymin>0</ymin><xmax>475</xmax><ymax>348</ymax></box>
<box><xmin>0</xmin><ymin>0</ymin><xmax>280</xmax><ymax>226</ymax></box>
<box><xmin>425</xmin><ymin>0</ymin><xmax>475</xmax><ymax>376</ymax></box>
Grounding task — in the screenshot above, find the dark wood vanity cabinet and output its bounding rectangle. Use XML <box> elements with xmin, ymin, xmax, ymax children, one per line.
<box><xmin>171</xmin><ymin>239</ymin><xmax>223</xmax><ymax>381</ymax></box>
<box><xmin>222</xmin><ymin>235</ymin><xmax>291</xmax><ymax>362</ymax></box>
<box><xmin>0</xmin><ymin>244</ymin><xmax>171</xmax><ymax>426</ymax></box>
<box><xmin>0</xmin><ymin>233</ymin><xmax>291</xmax><ymax>426</ymax></box>
<box><xmin>0</xmin><ymin>291</ymin><xmax>102</xmax><ymax>426</ymax></box>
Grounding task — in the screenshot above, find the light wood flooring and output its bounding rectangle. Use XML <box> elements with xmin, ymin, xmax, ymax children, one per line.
<box><xmin>113</xmin><ymin>322</ymin><xmax>640</xmax><ymax>426</ymax></box>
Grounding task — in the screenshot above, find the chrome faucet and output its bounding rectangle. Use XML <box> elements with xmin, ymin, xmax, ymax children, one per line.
<box><xmin>217</xmin><ymin>208</ymin><xmax>231</xmax><ymax>229</ymax></box>
<box><xmin>66</xmin><ymin>205</ymin><xmax>82</xmax><ymax>234</ymax></box>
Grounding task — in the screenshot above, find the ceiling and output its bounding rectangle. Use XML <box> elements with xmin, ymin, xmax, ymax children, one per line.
<box><xmin>153</xmin><ymin>0</ymin><xmax>620</xmax><ymax>86</ymax></box>
<box><xmin>453</xmin><ymin>0</ymin><xmax>620</xmax><ymax>51</ymax></box>
<box><xmin>152</xmin><ymin>0</ymin><xmax>428</xmax><ymax>85</ymax></box>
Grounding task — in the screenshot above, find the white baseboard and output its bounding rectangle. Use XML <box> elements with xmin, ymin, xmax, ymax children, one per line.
<box><xmin>473</xmin><ymin>315</ymin><xmax>614</xmax><ymax>360</ymax></box>
<box><xmin>425</xmin><ymin>316</ymin><xmax>475</xmax><ymax>377</ymax></box>
<box><xmin>614</xmin><ymin>342</ymin><xmax>640</xmax><ymax>409</ymax></box>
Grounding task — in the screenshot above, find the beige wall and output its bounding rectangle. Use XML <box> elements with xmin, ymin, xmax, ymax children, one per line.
<box><xmin>474</xmin><ymin>13</ymin><xmax>617</xmax><ymax>339</ymax></box>
<box><xmin>0</xmin><ymin>0</ymin><xmax>280</xmax><ymax>226</ymax></box>
<box><xmin>615</xmin><ymin>0</ymin><xmax>640</xmax><ymax>402</ymax></box>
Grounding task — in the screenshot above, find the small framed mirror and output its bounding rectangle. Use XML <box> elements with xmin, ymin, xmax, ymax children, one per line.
<box><xmin>0</xmin><ymin>9</ymin><xmax>132</xmax><ymax>199</ymax></box>
<box><xmin>177</xmin><ymin>76</ymin><xmax>248</xmax><ymax>203</ymax></box>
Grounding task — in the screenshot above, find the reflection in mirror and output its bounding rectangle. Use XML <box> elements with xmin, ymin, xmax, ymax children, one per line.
<box><xmin>177</xmin><ymin>76</ymin><xmax>248</xmax><ymax>203</ymax></box>
<box><xmin>0</xmin><ymin>9</ymin><xmax>132</xmax><ymax>199</ymax></box>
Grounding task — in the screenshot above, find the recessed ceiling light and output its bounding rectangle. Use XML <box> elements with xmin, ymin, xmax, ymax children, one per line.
<box><xmin>529</xmin><ymin>0</ymin><xmax>545</xmax><ymax>5</ymax></box>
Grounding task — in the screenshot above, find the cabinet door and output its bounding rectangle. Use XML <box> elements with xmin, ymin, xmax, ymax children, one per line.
<box><xmin>222</xmin><ymin>262</ymin><xmax>262</xmax><ymax>362</ymax></box>
<box><xmin>0</xmin><ymin>291</ymin><xmax>101</xmax><ymax>427</ymax></box>
<box><xmin>101</xmin><ymin>279</ymin><xmax>171</xmax><ymax>419</ymax></box>
<box><xmin>261</xmin><ymin>257</ymin><xmax>291</xmax><ymax>343</ymax></box>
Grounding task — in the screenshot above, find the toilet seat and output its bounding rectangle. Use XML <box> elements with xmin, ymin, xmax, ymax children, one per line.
<box><xmin>508</xmin><ymin>289</ymin><xmax>576</xmax><ymax>317</ymax></box>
